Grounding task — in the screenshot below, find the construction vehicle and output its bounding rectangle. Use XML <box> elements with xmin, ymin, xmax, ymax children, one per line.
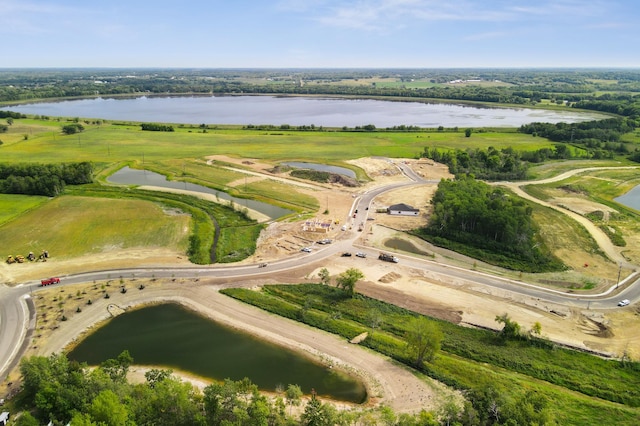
<box><xmin>7</xmin><ymin>254</ymin><xmax>29</xmax><ymax>264</ymax></box>
<box><xmin>378</xmin><ymin>253</ymin><xmax>399</xmax><ymax>263</ymax></box>
<box><xmin>27</xmin><ymin>252</ymin><xmax>35</xmax><ymax>261</ymax></box>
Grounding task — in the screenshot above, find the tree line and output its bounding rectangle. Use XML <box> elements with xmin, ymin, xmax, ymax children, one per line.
<box><xmin>0</xmin><ymin>162</ymin><xmax>94</xmax><ymax>197</ymax></box>
<box><xmin>140</xmin><ymin>123</ymin><xmax>174</xmax><ymax>132</ymax></box>
<box><xmin>14</xmin><ymin>351</ymin><xmax>443</xmax><ymax>426</ymax></box>
<box><xmin>518</xmin><ymin>117</ymin><xmax>637</xmax><ymax>160</ymax></box>
<box><xmin>2</xmin><ymin>69</ymin><xmax>639</xmax><ymax>112</ymax></box>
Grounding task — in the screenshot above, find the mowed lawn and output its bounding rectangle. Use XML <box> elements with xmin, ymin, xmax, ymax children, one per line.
<box><xmin>0</xmin><ymin>196</ymin><xmax>190</xmax><ymax>259</ymax></box>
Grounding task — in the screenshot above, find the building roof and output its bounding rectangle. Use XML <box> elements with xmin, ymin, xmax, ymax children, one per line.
<box><xmin>388</xmin><ymin>203</ymin><xmax>419</xmax><ymax>211</ymax></box>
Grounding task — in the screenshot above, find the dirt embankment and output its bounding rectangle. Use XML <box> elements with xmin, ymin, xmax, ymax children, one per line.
<box><xmin>20</xmin><ymin>278</ymin><xmax>450</xmax><ymax>414</ymax></box>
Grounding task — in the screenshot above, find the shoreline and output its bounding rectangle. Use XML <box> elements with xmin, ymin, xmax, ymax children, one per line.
<box><xmin>28</xmin><ymin>279</ymin><xmax>442</xmax><ymax>413</ymax></box>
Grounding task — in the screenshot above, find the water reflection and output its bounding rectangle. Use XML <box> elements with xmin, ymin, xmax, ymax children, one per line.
<box><xmin>10</xmin><ymin>95</ymin><xmax>605</xmax><ymax>128</ymax></box>
<box><xmin>67</xmin><ymin>303</ymin><xmax>367</xmax><ymax>403</ymax></box>
<box><xmin>107</xmin><ymin>167</ymin><xmax>291</xmax><ymax>220</ymax></box>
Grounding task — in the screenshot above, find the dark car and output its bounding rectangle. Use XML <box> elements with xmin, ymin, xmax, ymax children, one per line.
<box><xmin>341</xmin><ymin>252</ymin><xmax>352</xmax><ymax>257</ymax></box>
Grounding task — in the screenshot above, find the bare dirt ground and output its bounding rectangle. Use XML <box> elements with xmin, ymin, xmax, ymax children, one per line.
<box><xmin>4</xmin><ymin>156</ymin><xmax>640</xmax><ymax>412</ymax></box>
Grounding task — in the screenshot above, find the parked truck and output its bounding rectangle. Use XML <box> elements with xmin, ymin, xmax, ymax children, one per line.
<box><xmin>40</xmin><ymin>277</ymin><xmax>60</xmax><ymax>286</ymax></box>
<box><xmin>378</xmin><ymin>253</ymin><xmax>399</xmax><ymax>263</ymax></box>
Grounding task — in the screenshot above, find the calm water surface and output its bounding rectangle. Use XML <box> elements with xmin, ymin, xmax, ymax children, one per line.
<box><xmin>11</xmin><ymin>95</ymin><xmax>604</xmax><ymax>128</ymax></box>
<box><xmin>108</xmin><ymin>167</ymin><xmax>291</xmax><ymax>220</ymax></box>
<box><xmin>615</xmin><ymin>185</ymin><xmax>640</xmax><ymax>211</ymax></box>
<box><xmin>68</xmin><ymin>303</ymin><xmax>367</xmax><ymax>403</ymax></box>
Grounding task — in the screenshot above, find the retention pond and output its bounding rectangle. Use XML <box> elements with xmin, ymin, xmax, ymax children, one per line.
<box><xmin>67</xmin><ymin>303</ymin><xmax>367</xmax><ymax>403</ymax></box>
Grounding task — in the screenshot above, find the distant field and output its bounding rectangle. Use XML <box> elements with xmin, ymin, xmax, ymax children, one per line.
<box><xmin>0</xmin><ymin>196</ymin><xmax>190</xmax><ymax>259</ymax></box>
<box><xmin>0</xmin><ymin>119</ymin><xmax>555</xmax><ymax>166</ymax></box>
<box><xmin>0</xmin><ymin>194</ymin><xmax>48</xmax><ymax>226</ymax></box>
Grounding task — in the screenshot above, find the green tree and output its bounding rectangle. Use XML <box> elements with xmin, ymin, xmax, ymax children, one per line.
<box><xmin>132</xmin><ymin>376</ymin><xmax>205</xmax><ymax>426</ymax></box>
<box><xmin>495</xmin><ymin>313</ymin><xmax>521</xmax><ymax>340</ymax></box>
<box><xmin>335</xmin><ymin>268</ymin><xmax>364</xmax><ymax>298</ymax></box>
<box><xmin>12</xmin><ymin>412</ymin><xmax>40</xmax><ymax>426</ymax></box>
<box><xmin>465</xmin><ymin>128</ymin><xmax>472</xmax><ymax>137</ymax></box>
<box><xmin>301</xmin><ymin>390</ymin><xmax>331</xmax><ymax>426</ymax></box>
<box><xmin>405</xmin><ymin>317</ymin><xmax>443</xmax><ymax>368</ymax></box>
<box><xmin>89</xmin><ymin>389</ymin><xmax>130</xmax><ymax>426</ymax></box>
<box><xmin>285</xmin><ymin>384</ymin><xmax>303</xmax><ymax>416</ymax></box>
<box><xmin>6</xmin><ymin>117</ymin><xmax>13</xmax><ymax>125</ymax></box>
<box><xmin>68</xmin><ymin>412</ymin><xmax>98</xmax><ymax>426</ymax></box>
<box><xmin>144</xmin><ymin>368</ymin><xmax>173</xmax><ymax>387</ymax></box>
<box><xmin>100</xmin><ymin>350</ymin><xmax>133</xmax><ymax>382</ymax></box>
<box><xmin>318</xmin><ymin>267</ymin><xmax>331</xmax><ymax>286</ymax></box>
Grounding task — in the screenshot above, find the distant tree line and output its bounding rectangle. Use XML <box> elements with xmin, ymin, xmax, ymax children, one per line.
<box><xmin>519</xmin><ymin>117</ymin><xmax>637</xmax><ymax>160</ymax></box>
<box><xmin>140</xmin><ymin>123</ymin><xmax>174</xmax><ymax>132</ymax></box>
<box><xmin>418</xmin><ymin>176</ymin><xmax>563</xmax><ymax>272</ymax></box>
<box><xmin>2</xmin><ymin>69</ymin><xmax>639</xmax><ymax>111</ymax></box>
<box><xmin>0</xmin><ymin>110</ymin><xmax>27</xmax><ymax>119</ymax></box>
<box><xmin>0</xmin><ymin>162</ymin><xmax>93</xmax><ymax>196</ymax></box>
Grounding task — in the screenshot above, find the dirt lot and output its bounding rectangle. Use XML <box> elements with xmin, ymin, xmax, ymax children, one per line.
<box><xmin>4</xmin><ymin>156</ymin><xmax>640</xmax><ymax>412</ymax></box>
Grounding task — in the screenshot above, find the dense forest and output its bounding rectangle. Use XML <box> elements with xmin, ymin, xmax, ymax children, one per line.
<box><xmin>417</xmin><ymin>176</ymin><xmax>563</xmax><ymax>272</ymax></box>
<box><xmin>0</xmin><ymin>162</ymin><xmax>94</xmax><ymax>196</ymax></box>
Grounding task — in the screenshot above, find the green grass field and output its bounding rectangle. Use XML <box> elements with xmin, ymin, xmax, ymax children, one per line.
<box><xmin>0</xmin><ymin>194</ymin><xmax>49</xmax><ymax>226</ymax></box>
<box><xmin>0</xmin><ymin>196</ymin><xmax>190</xmax><ymax>259</ymax></box>
<box><xmin>0</xmin><ymin>119</ymin><xmax>555</xmax><ymax>166</ymax></box>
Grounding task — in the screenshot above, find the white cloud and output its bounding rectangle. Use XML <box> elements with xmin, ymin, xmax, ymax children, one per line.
<box><xmin>310</xmin><ymin>0</ymin><xmax>618</xmax><ymax>31</ymax></box>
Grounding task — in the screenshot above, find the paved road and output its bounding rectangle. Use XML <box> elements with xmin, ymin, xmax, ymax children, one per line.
<box><xmin>1</xmin><ymin>163</ymin><xmax>638</xmax><ymax>383</ymax></box>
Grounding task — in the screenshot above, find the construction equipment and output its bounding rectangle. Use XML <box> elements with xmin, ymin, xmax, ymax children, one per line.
<box><xmin>14</xmin><ymin>255</ymin><xmax>25</xmax><ymax>263</ymax></box>
<box><xmin>6</xmin><ymin>255</ymin><xmax>15</xmax><ymax>264</ymax></box>
<box><xmin>27</xmin><ymin>252</ymin><xmax>36</xmax><ymax>261</ymax></box>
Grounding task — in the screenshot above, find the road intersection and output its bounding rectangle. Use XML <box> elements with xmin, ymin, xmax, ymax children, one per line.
<box><xmin>1</xmin><ymin>162</ymin><xmax>639</xmax><ymax>384</ymax></box>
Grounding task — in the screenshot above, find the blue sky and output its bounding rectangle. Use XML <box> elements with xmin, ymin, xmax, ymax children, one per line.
<box><xmin>1</xmin><ymin>0</ymin><xmax>638</xmax><ymax>68</ymax></box>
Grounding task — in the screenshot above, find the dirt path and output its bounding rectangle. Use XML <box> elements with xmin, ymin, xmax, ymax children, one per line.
<box><xmin>494</xmin><ymin>167</ymin><xmax>640</xmax><ymax>268</ymax></box>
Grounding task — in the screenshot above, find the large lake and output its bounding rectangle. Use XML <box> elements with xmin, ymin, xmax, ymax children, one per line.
<box><xmin>10</xmin><ymin>95</ymin><xmax>604</xmax><ymax>128</ymax></box>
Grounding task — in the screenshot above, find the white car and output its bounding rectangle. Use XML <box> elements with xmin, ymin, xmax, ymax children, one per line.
<box><xmin>301</xmin><ymin>247</ymin><xmax>312</xmax><ymax>253</ymax></box>
<box><xmin>618</xmin><ymin>299</ymin><xmax>630</xmax><ymax>307</ymax></box>
<box><xmin>355</xmin><ymin>252</ymin><xmax>367</xmax><ymax>258</ymax></box>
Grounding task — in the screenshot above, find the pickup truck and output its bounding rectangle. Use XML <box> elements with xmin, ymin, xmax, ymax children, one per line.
<box><xmin>378</xmin><ymin>253</ymin><xmax>399</xmax><ymax>263</ymax></box>
<box><xmin>40</xmin><ymin>277</ymin><xmax>60</xmax><ymax>286</ymax></box>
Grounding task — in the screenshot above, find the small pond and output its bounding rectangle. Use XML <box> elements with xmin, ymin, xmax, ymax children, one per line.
<box><xmin>108</xmin><ymin>167</ymin><xmax>291</xmax><ymax>220</ymax></box>
<box><xmin>615</xmin><ymin>184</ymin><xmax>640</xmax><ymax>211</ymax></box>
<box><xmin>67</xmin><ymin>303</ymin><xmax>367</xmax><ymax>403</ymax></box>
<box><xmin>282</xmin><ymin>162</ymin><xmax>356</xmax><ymax>179</ymax></box>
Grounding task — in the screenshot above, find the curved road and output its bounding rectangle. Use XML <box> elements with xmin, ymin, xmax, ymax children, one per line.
<box><xmin>2</xmin><ymin>163</ymin><xmax>639</xmax><ymax>383</ymax></box>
